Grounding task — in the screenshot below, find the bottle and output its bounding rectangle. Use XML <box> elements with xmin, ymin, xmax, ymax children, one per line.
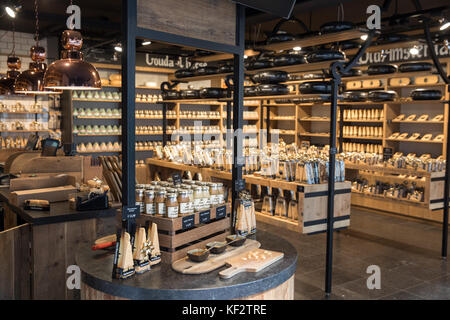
<box><xmin>144</xmin><ymin>190</ymin><xmax>155</xmax><ymax>215</ymax></box>
<box><xmin>155</xmin><ymin>190</ymin><xmax>167</xmax><ymax>215</ymax></box>
<box><xmin>166</xmin><ymin>193</ymin><xmax>179</xmax><ymax>218</ymax></box>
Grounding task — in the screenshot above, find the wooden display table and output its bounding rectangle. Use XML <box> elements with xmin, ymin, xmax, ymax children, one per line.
<box><xmin>77</xmin><ymin>231</ymin><xmax>297</xmax><ymax>300</ymax></box>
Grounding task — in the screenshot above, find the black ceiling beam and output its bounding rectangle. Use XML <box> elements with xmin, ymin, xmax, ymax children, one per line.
<box><xmin>245</xmin><ymin>0</ymin><xmax>355</xmax><ymax>25</ymax></box>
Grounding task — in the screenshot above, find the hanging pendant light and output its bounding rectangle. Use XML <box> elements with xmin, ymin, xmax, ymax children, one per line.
<box><xmin>0</xmin><ymin>22</ymin><xmax>21</xmax><ymax>95</ymax></box>
<box><xmin>43</xmin><ymin>1</ymin><xmax>101</xmax><ymax>91</ymax></box>
<box><xmin>15</xmin><ymin>0</ymin><xmax>60</xmax><ymax>95</ymax></box>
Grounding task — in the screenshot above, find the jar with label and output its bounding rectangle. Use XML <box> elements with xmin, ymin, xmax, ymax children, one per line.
<box><xmin>178</xmin><ymin>190</ymin><xmax>191</xmax><ymax>215</ymax></box>
<box><xmin>186</xmin><ymin>189</ymin><xmax>194</xmax><ymax>213</ymax></box>
<box><xmin>209</xmin><ymin>183</ymin><xmax>219</xmax><ymax>206</ymax></box>
<box><xmin>155</xmin><ymin>190</ymin><xmax>167</xmax><ymax>215</ymax></box>
<box><xmin>166</xmin><ymin>193</ymin><xmax>179</xmax><ymax>218</ymax></box>
<box><xmin>202</xmin><ymin>185</ymin><xmax>211</xmax><ymax>210</ymax></box>
<box><xmin>144</xmin><ymin>190</ymin><xmax>156</xmax><ymax>215</ymax></box>
<box><xmin>193</xmin><ymin>186</ymin><xmax>203</xmax><ymax>212</ymax></box>
<box><xmin>136</xmin><ymin>189</ymin><xmax>145</xmax><ymax>213</ymax></box>
<box><xmin>216</xmin><ymin>183</ymin><xmax>225</xmax><ymax>204</ymax></box>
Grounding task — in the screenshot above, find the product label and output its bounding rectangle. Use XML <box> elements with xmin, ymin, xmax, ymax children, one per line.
<box><xmin>210</xmin><ymin>195</ymin><xmax>218</xmax><ymax>206</ymax></box>
<box><xmin>157</xmin><ymin>202</ymin><xmax>166</xmax><ymax>215</ymax></box>
<box><xmin>199</xmin><ymin>210</ymin><xmax>210</xmax><ymax>224</ymax></box>
<box><xmin>145</xmin><ymin>203</ymin><xmax>155</xmax><ymax>215</ymax></box>
<box><xmin>194</xmin><ymin>198</ymin><xmax>202</xmax><ymax>211</ymax></box>
<box><xmin>216</xmin><ymin>205</ymin><xmax>227</xmax><ymax>219</ymax></box>
<box><xmin>167</xmin><ymin>206</ymin><xmax>178</xmax><ymax>218</ymax></box>
<box><xmin>137</xmin><ymin>201</ymin><xmax>144</xmax><ymax>213</ymax></box>
<box><xmin>179</xmin><ymin>202</ymin><xmax>190</xmax><ymax>215</ymax></box>
<box><xmin>182</xmin><ymin>214</ymin><xmax>195</xmax><ymax>230</ymax></box>
<box><xmin>203</xmin><ymin>197</ymin><xmax>210</xmax><ymax>209</ymax></box>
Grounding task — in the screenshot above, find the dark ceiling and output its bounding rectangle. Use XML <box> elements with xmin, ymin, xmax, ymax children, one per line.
<box><xmin>0</xmin><ymin>0</ymin><xmax>448</xmax><ymax>59</ymax></box>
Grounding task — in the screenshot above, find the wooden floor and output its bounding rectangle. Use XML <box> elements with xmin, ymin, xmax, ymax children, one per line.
<box><xmin>258</xmin><ymin>207</ymin><xmax>450</xmax><ymax>300</ymax></box>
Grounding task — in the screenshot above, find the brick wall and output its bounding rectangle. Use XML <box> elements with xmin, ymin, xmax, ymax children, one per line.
<box><xmin>0</xmin><ymin>30</ymin><xmax>48</xmax><ymax>75</ymax></box>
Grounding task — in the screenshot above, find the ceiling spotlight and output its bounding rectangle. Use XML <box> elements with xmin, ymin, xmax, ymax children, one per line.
<box><xmin>410</xmin><ymin>46</ymin><xmax>419</xmax><ymax>55</ymax></box>
<box><xmin>4</xmin><ymin>2</ymin><xmax>21</xmax><ymax>18</ymax></box>
<box><xmin>440</xmin><ymin>21</ymin><xmax>450</xmax><ymax>31</ymax></box>
<box><xmin>114</xmin><ymin>44</ymin><xmax>122</xmax><ymax>52</ymax></box>
<box><xmin>293</xmin><ymin>46</ymin><xmax>302</xmax><ymax>51</ymax></box>
<box><xmin>244</xmin><ymin>55</ymin><xmax>248</xmax><ymax>59</ymax></box>
<box><xmin>142</xmin><ymin>40</ymin><xmax>152</xmax><ymax>46</ymax></box>
<box><xmin>360</xmin><ymin>34</ymin><xmax>368</xmax><ymax>41</ymax></box>
<box><xmin>5</xmin><ymin>6</ymin><xmax>15</xmax><ymax>17</ymax></box>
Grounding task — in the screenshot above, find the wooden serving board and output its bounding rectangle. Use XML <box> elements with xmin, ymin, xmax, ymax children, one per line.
<box><xmin>219</xmin><ymin>248</ymin><xmax>284</xmax><ymax>279</ymax></box>
<box><xmin>172</xmin><ymin>239</ymin><xmax>260</xmax><ymax>274</ymax></box>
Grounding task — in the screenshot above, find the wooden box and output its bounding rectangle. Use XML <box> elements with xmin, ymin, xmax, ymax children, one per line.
<box><xmin>9</xmin><ymin>185</ymin><xmax>77</xmax><ymax>206</ymax></box>
<box><xmin>255</xmin><ymin>181</ymin><xmax>351</xmax><ymax>234</ymax></box>
<box><xmin>137</xmin><ymin>203</ymin><xmax>231</xmax><ymax>263</ymax></box>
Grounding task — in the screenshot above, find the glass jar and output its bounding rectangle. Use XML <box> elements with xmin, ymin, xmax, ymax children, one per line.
<box><xmin>193</xmin><ymin>186</ymin><xmax>203</xmax><ymax>212</ymax></box>
<box><xmin>155</xmin><ymin>190</ymin><xmax>167</xmax><ymax>215</ymax></box>
<box><xmin>202</xmin><ymin>185</ymin><xmax>211</xmax><ymax>209</ymax></box>
<box><xmin>150</xmin><ymin>181</ymin><xmax>159</xmax><ymax>186</ymax></box>
<box><xmin>216</xmin><ymin>183</ymin><xmax>225</xmax><ymax>204</ymax></box>
<box><xmin>144</xmin><ymin>190</ymin><xmax>155</xmax><ymax>215</ymax></box>
<box><xmin>166</xmin><ymin>193</ymin><xmax>179</xmax><ymax>218</ymax></box>
<box><xmin>186</xmin><ymin>189</ymin><xmax>194</xmax><ymax>213</ymax></box>
<box><xmin>209</xmin><ymin>183</ymin><xmax>219</xmax><ymax>206</ymax></box>
<box><xmin>135</xmin><ymin>188</ymin><xmax>145</xmax><ymax>213</ymax></box>
<box><xmin>178</xmin><ymin>190</ymin><xmax>191</xmax><ymax>215</ymax></box>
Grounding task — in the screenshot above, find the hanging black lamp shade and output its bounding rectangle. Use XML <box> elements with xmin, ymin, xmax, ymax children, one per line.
<box><xmin>43</xmin><ymin>30</ymin><xmax>101</xmax><ymax>90</ymax></box>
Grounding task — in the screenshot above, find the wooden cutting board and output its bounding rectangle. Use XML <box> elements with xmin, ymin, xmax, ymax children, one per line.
<box><xmin>219</xmin><ymin>248</ymin><xmax>284</xmax><ymax>279</ymax></box>
<box><xmin>172</xmin><ymin>239</ymin><xmax>260</xmax><ymax>274</ymax></box>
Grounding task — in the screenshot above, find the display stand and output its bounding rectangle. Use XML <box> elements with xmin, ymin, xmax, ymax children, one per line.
<box><xmin>118</xmin><ymin>0</ymin><xmax>246</xmax><ymax>276</ymax></box>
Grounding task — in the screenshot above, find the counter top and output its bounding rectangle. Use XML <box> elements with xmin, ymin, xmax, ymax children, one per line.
<box><xmin>0</xmin><ymin>189</ymin><xmax>117</xmax><ymax>225</ymax></box>
<box><xmin>76</xmin><ymin>230</ymin><xmax>297</xmax><ymax>300</ymax></box>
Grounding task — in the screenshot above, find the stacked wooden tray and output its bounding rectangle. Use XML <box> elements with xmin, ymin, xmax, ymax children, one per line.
<box><xmin>137</xmin><ymin>203</ymin><xmax>231</xmax><ymax>263</ymax></box>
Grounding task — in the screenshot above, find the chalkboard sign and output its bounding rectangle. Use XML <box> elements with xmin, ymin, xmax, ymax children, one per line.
<box><xmin>199</xmin><ymin>210</ymin><xmax>211</xmax><ymax>224</ymax></box>
<box><xmin>172</xmin><ymin>173</ymin><xmax>182</xmax><ymax>186</ymax></box>
<box><xmin>122</xmin><ymin>205</ymin><xmax>140</xmax><ymax>220</ymax></box>
<box><xmin>216</xmin><ymin>205</ymin><xmax>227</xmax><ymax>219</ymax></box>
<box><xmin>182</xmin><ymin>214</ymin><xmax>195</xmax><ymax>230</ymax></box>
<box><xmin>383</xmin><ymin>147</ymin><xmax>393</xmax><ymax>162</ymax></box>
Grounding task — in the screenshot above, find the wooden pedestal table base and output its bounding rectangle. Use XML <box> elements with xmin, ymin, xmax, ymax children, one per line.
<box><xmin>81</xmin><ymin>276</ymin><xmax>294</xmax><ymax>300</ymax></box>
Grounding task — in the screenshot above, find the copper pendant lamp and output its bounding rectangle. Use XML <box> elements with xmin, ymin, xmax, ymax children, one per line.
<box><xmin>0</xmin><ymin>23</ymin><xmax>21</xmax><ymax>95</ymax></box>
<box><xmin>43</xmin><ymin>30</ymin><xmax>101</xmax><ymax>90</ymax></box>
<box><xmin>15</xmin><ymin>0</ymin><xmax>60</xmax><ymax>95</ymax></box>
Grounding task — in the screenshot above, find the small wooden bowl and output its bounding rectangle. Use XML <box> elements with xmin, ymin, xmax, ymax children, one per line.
<box><xmin>206</xmin><ymin>241</ymin><xmax>227</xmax><ymax>254</ymax></box>
<box><xmin>226</xmin><ymin>235</ymin><xmax>246</xmax><ymax>247</ymax></box>
<box><xmin>187</xmin><ymin>248</ymin><xmax>209</xmax><ymax>262</ymax></box>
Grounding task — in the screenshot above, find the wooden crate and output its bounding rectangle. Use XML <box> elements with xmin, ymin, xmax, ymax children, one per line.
<box><xmin>255</xmin><ymin>181</ymin><xmax>351</xmax><ymax>234</ymax></box>
<box><xmin>137</xmin><ymin>203</ymin><xmax>231</xmax><ymax>263</ymax></box>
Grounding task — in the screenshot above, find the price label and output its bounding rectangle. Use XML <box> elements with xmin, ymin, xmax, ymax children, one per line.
<box><xmin>122</xmin><ymin>205</ymin><xmax>140</xmax><ymax>220</ymax></box>
<box><xmin>182</xmin><ymin>214</ymin><xmax>195</xmax><ymax>230</ymax></box>
<box><xmin>216</xmin><ymin>205</ymin><xmax>226</xmax><ymax>219</ymax></box>
<box><xmin>172</xmin><ymin>172</ymin><xmax>182</xmax><ymax>185</ymax></box>
<box><xmin>199</xmin><ymin>210</ymin><xmax>211</xmax><ymax>224</ymax></box>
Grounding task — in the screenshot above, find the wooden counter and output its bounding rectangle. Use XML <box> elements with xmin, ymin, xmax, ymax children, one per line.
<box><xmin>0</xmin><ymin>188</ymin><xmax>117</xmax><ymax>299</ymax></box>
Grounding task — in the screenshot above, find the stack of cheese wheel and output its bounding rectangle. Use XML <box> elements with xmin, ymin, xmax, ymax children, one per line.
<box><xmin>109</xmin><ymin>74</ymin><xmax>122</xmax><ymax>86</ymax></box>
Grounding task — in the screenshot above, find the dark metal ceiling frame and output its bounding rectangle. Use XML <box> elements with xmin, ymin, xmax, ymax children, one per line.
<box><xmin>120</xmin><ymin>0</ymin><xmax>246</xmax><ymax>249</ymax></box>
<box><xmin>326</xmin><ymin>29</ymin><xmax>377</xmax><ymax>295</ymax></box>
